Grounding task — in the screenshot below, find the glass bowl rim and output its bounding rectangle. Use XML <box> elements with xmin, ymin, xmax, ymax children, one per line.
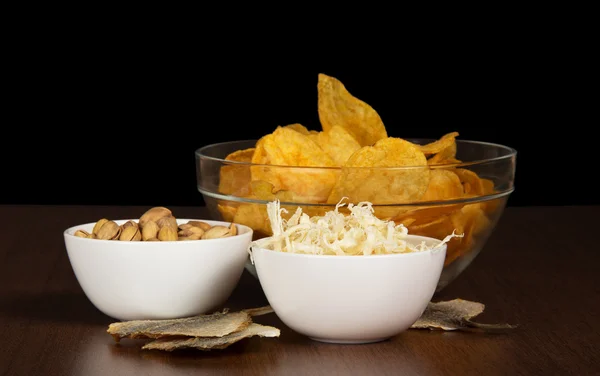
<box><xmin>195</xmin><ymin>138</ymin><xmax>517</xmax><ymax>169</ymax></box>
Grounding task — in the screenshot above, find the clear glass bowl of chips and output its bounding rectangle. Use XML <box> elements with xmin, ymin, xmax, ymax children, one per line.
<box><xmin>195</xmin><ymin>137</ymin><xmax>517</xmax><ymax>292</ymax></box>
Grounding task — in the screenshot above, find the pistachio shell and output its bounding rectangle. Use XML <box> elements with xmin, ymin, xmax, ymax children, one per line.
<box><xmin>178</xmin><ymin>223</ymin><xmax>193</xmax><ymax>230</ymax></box>
<box><xmin>186</xmin><ymin>221</ymin><xmax>212</xmax><ymax>232</ymax></box>
<box><xmin>139</xmin><ymin>207</ymin><xmax>172</xmax><ymax>227</ymax></box>
<box><xmin>157</xmin><ymin>216</ymin><xmax>178</xmax><ymax>230</ymax></box>
<box><xmin>92</xmin><ymin>218</ymin><xmax>109</xmax><ymax>236</ymax></box>
<box><xmin>119</xmin><ymin>226</ymin><xmax>141</xmax><ymax>241</ymax></box>
<box><xmin>178</xmin><ymin>233</ymin><xmax>203</xmax><ymax>241</ymax></box>
<box><xmin>141</xmin><ymin>220</ymin><xmax>160</xmax><ymax>241</ymax></box>
<box><xmin>96</xmin><ymin>220</ymin><xmax>121</xmax><ymax>240</ymax></box>
<box><xmin>121</xmin><ymin>220</ymin><xmax>139</xmax><ymax>229</ymax></box>
<box><xmin>229</xmin><ymin>223</ymin><xmax>238</xmax><ymax>236</ymax></box>
<box><xmin>158</xmin><ymin>226</ymin><xmax>178</xmax><ymax>241</ymax></box>
<box><xmin>74</xmin><ymin>230</ymin><xmax>90</xmax><ymax>238</ymax></box>
<box><xmin>178</xmin><ymin>227</ymin><xmax>205</xmax><ymax>238</ymax></box>
<box><xmin>201</xmin><ymin>225</ymin><xmax>231</xmax><ymax>239</ymax></box>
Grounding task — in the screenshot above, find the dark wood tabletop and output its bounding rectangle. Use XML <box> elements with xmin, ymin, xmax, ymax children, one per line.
<box><xmin>1</xmin><ymin>204</ymin><xmax>598</xmax><ymax>376</ymax></box>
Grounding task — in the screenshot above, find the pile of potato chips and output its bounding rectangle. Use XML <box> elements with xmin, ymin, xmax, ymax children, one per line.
<box><xmin>215</xmin><ymin>73</ymin><xmax>503</xmax><ymax>267</ymax></box>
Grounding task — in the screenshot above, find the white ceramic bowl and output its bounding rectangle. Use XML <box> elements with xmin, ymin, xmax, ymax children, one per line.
<box><xmin>64</xmin><ymin>219</ymin><xmax>253</xmax><ymax>321</ymax></box>
<box><xmin>251</xmin><ymin>234</ymin><xmax>446</xmax><ymax>344</ymax></box>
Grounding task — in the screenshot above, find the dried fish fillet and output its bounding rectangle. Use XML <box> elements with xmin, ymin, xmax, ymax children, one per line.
<box><xmin>242</xmin><ymin>305</ymin><xmax>274</xmax><ymax>317</ymax></box>
<box><xmin>141</xmin><ymin>323</ymin><xmax>280</xmax><ymax>351</ymax></box>
<box><xmin>107</xmin><ymin>311</ymin><xmax>252</xmax><ymax>342</ymax></box>
<box><xmin>411</xmin><ymin>299</ymin><xmax>516</xmax><ymax>332</ymax></box>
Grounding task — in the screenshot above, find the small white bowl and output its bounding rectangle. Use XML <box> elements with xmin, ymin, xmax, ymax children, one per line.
<box><xmin>64</xmin><ymin>219</ymin><xmax>253</xmax><ymax>321</ymax></box>
<box><xmin>251</xmin><ymin>234</ymin><xmax>446</xmax><ymax>344</ymax></box>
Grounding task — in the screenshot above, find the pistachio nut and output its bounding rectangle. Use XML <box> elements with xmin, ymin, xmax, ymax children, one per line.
<box><xmin>157</xmin><ymin>216</ymin><xmax>178</xmax><ymax>230</ymax></box>
<box><xmin>158</xmin><ymin>226</ymin><xmax>178</xmax><ymax>241</ymax></box>
<box><xmin>141</xmin><ymin>220</ymin><xmax>160</xmax><ymax>241</ymax></box>
<box><xmin>92</xmin><ymin>218</ymin><xmax>109</xmax><ymax>236</ymax></box>
<box><xmin>119</xmin><ymin>225</ymin><xmax>141</xmax><ymax>241</ymax></box>
<box><xmin>74</xmin><ymin>229</ymin><xmax>90</xmax><ymax>238</ymax></box>
<box><xmin>96</xmin><ymin>220</ymin><xmax>121</xmax><ymax>240</ymax></box>
<box><xmin>229</xmin><ymin>222</ymin><xmax>238</xmax><ymax>236</ymax></box>
<box><xmin>186</xmin><ymin>220</ymin><xmax>212</xmax><ymax>232</ymax></box>
<box><xmin>201</xmin><ymin>225</ymin><xmax>231</xmax><ymax>239</ymax></box>
<box><xmin>121</xmin><ymin>220</ymin><xmax>138</xmax><ymax>229</ymax></box>
<box><xmin>178</xmin><ymin>233</ymin><xmax>203</xmax><ymax>241</ymax></box>
<box><xmin>139</xmin><ymin>207</ymin><xmax>172</xmax><ymax>228</ymax></box>
<box><xmin>178</xmin><ymin>227</ymin><xmax>205</xmax><ymax>238</ymax></box>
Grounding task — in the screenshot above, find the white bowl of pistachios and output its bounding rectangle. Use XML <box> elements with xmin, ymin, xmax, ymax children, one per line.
<box><xmin>63</xmin><ymin>207</ymin><xmax>253</xmax><ymax>321</ymax></box>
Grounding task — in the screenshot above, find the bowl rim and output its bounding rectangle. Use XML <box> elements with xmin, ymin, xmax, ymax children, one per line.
<box><xmin>249</xmin><ymin>234</ymin><xmax>447</xmax><ymax>261</ymax></box>
<box><xmin>195</xmin><ymin>138</ymin><xmax>518</xmax><ymax>169</ymax></box>
<box><xmin>64</xmin><ymin>218</ymin><xmax>253</xmax><ymax>244</ymax></box>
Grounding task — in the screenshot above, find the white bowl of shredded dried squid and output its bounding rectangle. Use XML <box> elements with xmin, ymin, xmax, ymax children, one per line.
<box><xmin>248</xmin><ymin>199</ymin><xmax>460</xmax><ymax>344</ymax></box>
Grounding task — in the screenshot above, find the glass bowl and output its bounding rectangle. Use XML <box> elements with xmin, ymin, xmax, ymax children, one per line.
<box><xmin>195</xmin><ymin>139</ymin><xmax>516</xmax><ymax>291</ymax></box>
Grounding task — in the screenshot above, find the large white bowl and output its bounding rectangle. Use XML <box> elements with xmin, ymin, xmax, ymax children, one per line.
<box><xmin>250</xmin><ymin>234</ymin><xmax>446</xmax><ymax>344</ymax></box>
<box><xmin>64</xmin><ymin>219</ymin><xmax>253</xmax><ymax>321</ymax></box>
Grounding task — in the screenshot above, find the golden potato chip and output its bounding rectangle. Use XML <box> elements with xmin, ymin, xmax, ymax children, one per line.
<box><xmin>327</xmin><ymin>137</ymin><xmax>429</xmax><ymax>205</ymax></box>
<box><xmin>283</xmin><ymin>123</ymin><xmax>311</xmax><ymax>135</ymax></box>
<box><xmin>317</xmin><ymin>73</ymin><xmax>387</xmax><ymax>147</ymax></box>
<box><xmin>234</xmin><ymin>203</ymin><xmax>272</xmax><ymax>239</ymax></box>
<box><xmin>428</xmin><ymin>139</ymin><xmax>459</xmax><ymax>165</ymax></box>
<box><xmin>461</xmin><ymin>204</ymin><xmax>491</xmax><ymax>238</ymax></box>
<box><xmin>408</xmin><ymin>215</ymin><xmax>455</xmax><ymax>241</ymax></box>
<box><xmin>314</xmin><ymin>125</ymin><xmax>361</xmax><ymax>166</ymax></box>
<box><xmin>392</xmin><ymin>204</ymin><xmax>464</xmax><ymax>227</ymax></box>
<box><xmin>251</xmin><ymin>126</ymin><xmax>338</xmax><ymax>202</ymax></box>
<box><xmin>420</xmin><ymin>169</ymin><xmax>464</xmax><ymax>202</ymax></box>
<box><xmin>454</xmin><ymin>168</ymin><xmax>484</xmax><ymax>196</ymax></box>
<box><xmin>249</xmin><ymin>180</ymin><xmax>276</xmax><ymax>200</ymax></box>
<box><xmin>444</xmin><ymin>203</ymin><xmax>491</xmax><ymax>266</ymax></box>
<box><xmin>481</xmin><ymin>178</ymin><xmax>494</xmax><ymax>194</ymax></box>
<box><xmin>217</xmin><ymin>202</ymin><xmax>238</xmax><ymax>222</ymax></box>
<box><xmin>226</xmin><ymin>148</ymin><xmax>255</xmax><ymax>162</ymax></box>
<box><xmin>416</xmin><ymin>132</ymin><xmax>459</xmax><ymax>155</ymax></box>
<box><xmin>218</xmin><ymin>148</ymin><xmax>255</xmax><ymax>196</ymax></box>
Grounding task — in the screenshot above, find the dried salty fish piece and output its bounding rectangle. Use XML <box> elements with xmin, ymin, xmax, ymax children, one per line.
<box><xmin>242</xmin><ymin>305</ymin><xmax>274</xmax><ymax>317</ymax></box>
<box><xmin>107</xmin><ymin>311</ymin><xmax>252</xmax><ymax>342</ymax></box>
<box><xmin>411</xmin><ymin>299</ymin><xmax>516</xmax><ymax>332</ymax></box>
<box><xmin>141</xmin><ymin>323</ymin><xmax>280</xmax><ymax>351</ymax></box>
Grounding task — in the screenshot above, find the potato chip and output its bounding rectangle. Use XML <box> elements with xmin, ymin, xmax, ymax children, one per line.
<box><xmin>454</xmin><ymin>168</ymin><xmax>484</xmax><ymax>195</ymax></box>
<box><xmin>481</xmin><ymin>178</ymin><xmax>495</xmax><ymax>194</ymax></box>
<box><xmin>234</xmin><ymin>203</ymin><xmax>272</xmax><ymax>239</ymax></box>
<box><xmin>225</xmin><ymin>148</ymin><xmax>255</xmax><ymax>162</ymax></box>
<box><xmin>251</xmin><ymin>126</ymin><xmax>338</xmax><ymax>202</ymax></box>
<box><xmin>317</xmin><ymin>73</ymin><xmax>387</xmax><ymax>147</ymax></box>
<box><xmin>218</xmin><ymin>148</ymin><xmax>255</xmax><ymax>197</ymax></box>
<box><xmin>408</xmin><ymin>215</ymin><xmax>455</xmax><ymax>241</ymax></box>
<box><xmin>420</xmin><ymin>169</ymin><xmax>464</xmax><ymax>202</ymax></box>
<box><xmin>217</xmin><ymin>202</ymin><xmax>238</xmax><ymax>222</ymax></box>
<box><xmin>327</xmin><ymin>137</ymin><xmax>429</xmax><ymax>206</ymax></box>
<box><xmin>314</xmin><ymin>125</ymin><xmax>361</xmax><ymax>166</ymax></box>
<box><xmin>479</xmin><ymin>178</ymin><xmax>501</xmax><ymax>214</ymax></box>
<box><xmin>444</xmin><ymin>203</ymin><xmax>491</xmax><ymax>266</ymax></box>
<box><xmin>283</xmin><ymin>123</ymin><xmax>311</xmax><ymax>135</ymax></box>
<box><xmin>428</xmin><ymin>139</ymin><xmax>458</xmax><ymax>165</ymax></box>
<box><xmin>392</xmin><ymin>204</ymin><xmax>464</xmax><ymax>226</ymax></box>
<box><xmin>416</xmin><ymin>132</ymin><xmax>460</xmax><ymax>156</ymax></box>
<box><xmin>249</xmin><ymin>180</ymin><xmax>276</xmax><ymax>200</ymax></box>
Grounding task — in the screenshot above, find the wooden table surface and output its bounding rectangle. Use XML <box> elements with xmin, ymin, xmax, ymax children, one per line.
<box><xmin>0</xmin><ymin>204</ymin><xmax>598</xmax><ymax>376</ymax></box>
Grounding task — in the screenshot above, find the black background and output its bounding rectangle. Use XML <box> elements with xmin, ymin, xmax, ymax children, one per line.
<box><xmin>3</xmin><ymin>40</ymin><xmax>594</xmax><ymax>208</ymax></box>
